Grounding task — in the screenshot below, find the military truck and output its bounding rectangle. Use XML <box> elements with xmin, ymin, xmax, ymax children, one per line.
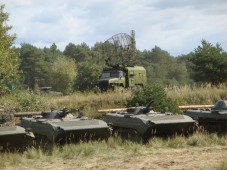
<box><xmin>98</xmin><ymin>65</ymin><xmax>147</xmax><ymax>91</ymax></box>
<box><xmin>98</xmin><ymin>30</ymin><xmax>147</xmax><ymax>91</ymax></box>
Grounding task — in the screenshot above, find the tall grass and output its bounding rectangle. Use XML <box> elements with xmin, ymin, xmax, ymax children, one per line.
<box><xmin>215</xmin><ymin>161</ymin><xmax>227</xmax><ymax>170</ymax></box>
<box><xmin>166</xmin><ymin>83</ymin><xmax>227</xmax><ymax>105</ymax></box>
<box><xmin>52</xmin><ymin>83</ymin><xmax>227</xmax><ymax>117</ymax></box>
<box><xmin>42</xmin><ymin>89</ymin><xmax>131</xmax><ymax>117</ymax></box>
<box><xmin>1</xmin><ymin>133</ymin><xmax>227</xmax><ymax>169</ymax></box>
<box><xmin>0</xmin><ymin>89</ymin><xmax>131</xmax><ymax>117</ymax></box>
<box><xmin>1</xmin><ymin>84</ymin><xmax>227</xmax><ymax>117</ymax></box>
<box><xmin>0</xmin><ymin>90</ymin><xmax>49</xmax><ymax>112</ymax></box>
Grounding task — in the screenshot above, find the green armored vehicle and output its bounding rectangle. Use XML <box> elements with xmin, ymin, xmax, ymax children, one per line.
<box><xmin>185</xmin><ymin>100</ymin><xmax>227</xmax><ymax>133</ymax></box>
<box><xmin>104</xmin><ymin>103</ymin><xmax>196</xmax><ymax>141</ymax></box>
<box><xmin>0</xmin><ymin>114</ymin><xmax>34</xmax><ymax>151</ymax></box>
<box><xmin>20</xmin><ymin>108</ymin><xmax>110</xmax><ymax>144</ymax></box>
<box><xmin>98</xmin><ymin>66</ymin><xmax>147</xmax><ymax>91</ymax></box>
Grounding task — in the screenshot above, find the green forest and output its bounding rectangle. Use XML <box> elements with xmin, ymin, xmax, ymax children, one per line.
<box><xmin>1</xmin><ymin>4</ymin><xmax>227</xmax><ymax>96</ymax></box>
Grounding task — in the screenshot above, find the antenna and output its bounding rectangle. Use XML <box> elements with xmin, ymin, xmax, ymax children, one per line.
<box><xmin>102</xmin><ymin>30</ymin><xmax>136</xmax><ymax>67</ymax></box>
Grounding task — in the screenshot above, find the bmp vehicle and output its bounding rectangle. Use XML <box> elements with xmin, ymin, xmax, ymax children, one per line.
<box><xmin>185</xmin><ymin>99</ymin><xmax>227</xmax><ymax>133</ymax></box>
<box><xmin>0</xmin><ymin>114</ymin><xmax>34</xmax><ymax>151</ymax></box>
<box><xmin>98</xmin><ymin>65</ymin><xmax>147</xmax><ymax>91</ymax></box>
<box><xmin>20</xmin><ymin>108</ymin><xmax>110</xmax><ymax>144</ymax></box>
<box><xmin>104</xmin><ymin>102</ymin><xmax>196</xmax><ymax>142</ymax></box>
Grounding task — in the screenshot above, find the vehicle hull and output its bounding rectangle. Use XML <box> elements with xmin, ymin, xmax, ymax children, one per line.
<box><xmin>0</xmin><ymin>126</ymin><xmax>33</xmax><ymax>151</ymax></box>
<box><xmin>185</xmin><ymin>109</ymin><xmax>227</xmax><ymax>133</ymax></box>
<box><xmin>21</xmin><ymin>117</ymin><xmax>110</xmax><ymax>144</ymax></box>
<box><xmin>104</xmin><ymin>112</ymin><xmax>196</xmax><ymax>141</ymax></box>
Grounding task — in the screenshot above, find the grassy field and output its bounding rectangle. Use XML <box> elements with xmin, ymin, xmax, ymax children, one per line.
<box><xmin>0</xmin><ymin>89</ymin><xmax>131</xmax><ymax>117</ymax></box>
<box><xmin>1</xmin><ymin>84</ymin><xmax>227</xmax><ymax>169</ymax></box>
<box><xmin>0</xmin><ymin>133</ymin><xmax>227</xmax><ymax>170</ymax></box>
<box><xmin>1</xmin><ymin>84</ymin><xmax>227</xmax><ymax>117</ymax></box>
<box><xmin>166</xmin><ymin>83</ymin><xmax>227</xmax><ymax>105</ymax></box>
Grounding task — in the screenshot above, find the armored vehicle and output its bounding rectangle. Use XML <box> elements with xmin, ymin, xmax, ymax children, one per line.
<box><xmin>103</xmin><ymin>103</ymin><xmax>196</xmax><ymax>142</ymax></box>
<box><xmin>20</xmin><ymin>108</ymin><xmax>110</xmax><ymax>144</ymax></box>
<box><xmin>185</xmin><ymin>100</ymin><xmax>227</xmax><ymax>133</ymax></box>
<box><xmin>98</xmin><ymin>66</ymin><xmax>147</xmax><ymax>91</ymax></box>
<box><xmin>0</xmin><ymin>114</ymin><xmax>34</xmax><ymax>151</ymax></box>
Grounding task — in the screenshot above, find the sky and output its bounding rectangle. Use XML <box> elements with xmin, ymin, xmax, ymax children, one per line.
<box><xmin>2</xmin><ymin>0</ymin><xmax>227</xmax><ymax>56</ymax></box>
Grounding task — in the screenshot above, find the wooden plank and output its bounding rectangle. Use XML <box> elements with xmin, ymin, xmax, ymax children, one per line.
<box><xmin>98</xmin><ymin>108</ymin><xmax>128</xmax><ymax>113</ymax></box>
<box><xmin>178</xmin><ymin>105</ymin><xmax>213</xmax><ymax>109</ymax></box>
<box><xmin>98</xmin><ymin>105</ymin><xmax>214</xmax><ymax>113</ymax></box>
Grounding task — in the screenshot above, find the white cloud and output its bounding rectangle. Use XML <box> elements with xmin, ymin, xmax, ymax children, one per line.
<box><xmin>1</xmin><ymin>0</ymin><xmax>227</xmax><ymax>56</ymax></box>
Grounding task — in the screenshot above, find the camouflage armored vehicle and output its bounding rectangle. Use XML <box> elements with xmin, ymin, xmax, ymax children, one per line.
<box><xmin>0</xmin><ymin>114</ymin><xmax>34</xmax><ymax>151</ymax></box>
<box><xmin>103</xmin><ymin>102</ymin><xmax>196</xmax><ymax>142</ymax></box>
<box><xmin>185</xmin><ymin>99</ymin><xmax>227</xmax><ymax>133</ymax></box>
<box><xmin>20</xmin><ymin>108</ymin><xmax>110</xmax><ymax>144</ymax></box>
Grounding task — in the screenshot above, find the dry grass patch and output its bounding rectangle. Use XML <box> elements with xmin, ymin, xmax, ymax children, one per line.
<box><xmin>48</xmin><ymin>89</ymin><xmax>131</xmax><ymax>117</ymax></box>
<box><xmin>166</xmin><ymin>83</ymin><xmax>227</xmax><ymax>105</ymax></box>
<box><xmin>1</xmin><ymin>134</ymin><xmax>227</xmax><ymax>170</ymax></box>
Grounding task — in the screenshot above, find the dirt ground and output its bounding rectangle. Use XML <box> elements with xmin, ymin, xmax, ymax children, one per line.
<box><xmin>5</xmin><ymin>145</ymin><xmax>227</xmax><ymax>170</ymax></box>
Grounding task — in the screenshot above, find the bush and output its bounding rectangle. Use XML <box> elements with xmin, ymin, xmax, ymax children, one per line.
<box><xmin>127</xmin><ymin>84</ymin><xmax>179</xmax><ymax>113</ymax></box>
<box><xmin>15</xmin><ymin>91</ymin><xmax>48</xmax><ymax>111</ymax></box>
<box><xmin>0</xmin><ymin>90</ymin><xmax>48</xmax><ymax>112</ymax></box>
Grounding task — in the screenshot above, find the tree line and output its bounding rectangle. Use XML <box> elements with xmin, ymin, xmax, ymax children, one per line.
<box><xmin>1</xmin><ymin>5</ymin><xmax>227</xmax><ymax>95</ymax></box>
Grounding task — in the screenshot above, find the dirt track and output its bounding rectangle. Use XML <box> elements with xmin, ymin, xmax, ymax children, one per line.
<box><xmin>5</xmin><ymin>145</ymin><xmax>227</xmax><ymax>170</ymax></box>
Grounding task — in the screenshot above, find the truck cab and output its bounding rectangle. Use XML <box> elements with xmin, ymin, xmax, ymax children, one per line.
<box><xmin>98</xmin><ymin>70</ymin><xmax>126</xmax><ymax>91</ymax></box>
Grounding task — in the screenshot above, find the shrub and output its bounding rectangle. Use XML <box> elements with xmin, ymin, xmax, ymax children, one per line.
<box><xmin>127</xmin><ymin>84</ymin><xmax>179</xmax><ymax>113</ymax></box>
<box><xmin>0</xmin><ymin>90</ymin><xmax>48</xmax><ymax>112</ymax></box>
